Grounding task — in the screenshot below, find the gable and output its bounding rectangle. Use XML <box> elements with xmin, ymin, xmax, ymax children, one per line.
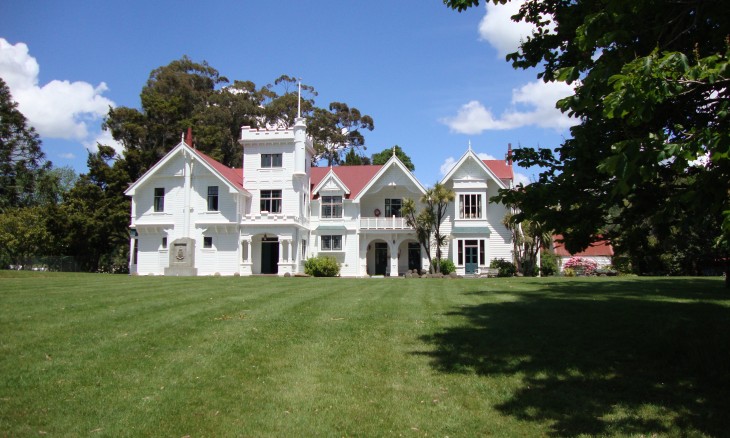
<box><xmin>311</xmin><ymin>165</ymin><xmax>382</xmax><ymax>199</ymax></box>
<box><xmin>440</xmin><ymin>150</ymin><xmax>510</xmax><ymax>190</ymax></box>
<box><xmin>125</xmin><ymin>142</ymin><xmax>248</xmax><ymax>197</ymax></box>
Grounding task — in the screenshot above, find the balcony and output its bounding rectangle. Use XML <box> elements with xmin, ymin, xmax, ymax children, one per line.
<box><xmin>359</xmin><ymin>216</ymin><xmax>411</xmax><ymax>230</ymax></box>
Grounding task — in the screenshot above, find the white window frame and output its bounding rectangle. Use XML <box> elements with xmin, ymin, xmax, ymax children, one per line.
<box><xmin>321</xmin><ymin>235</ymin><xmax>343</xmax><ymax>251</ymax></box>
<box><xmin>459</xmin><ymin>193</ymin><xmax>483</xmax><ymax>219</ymax></box>
<box><xmin>321</xmin><ymin>195</ymin><xmax>343</xmax><ymax>219</ymax></box>
<box><xmin>260</xmin><ymin>190</ymin><xmax>282</xmax><ymax>213</ymax></box>
<box><xmin>261</xmin><ymin>153</ymin><xmax>283</xmax><ymax>168</ymax></box>
<box><xmin>385</xmin><ymin>198</ymin><xmax>402</xmax><ymax>217</ymax></box>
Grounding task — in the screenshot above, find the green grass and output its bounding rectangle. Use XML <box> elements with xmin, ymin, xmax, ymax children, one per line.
<box><xmin>1</xmin><ymin>272</ymin><xmax>728</xmax><ymax>437</ymax></box>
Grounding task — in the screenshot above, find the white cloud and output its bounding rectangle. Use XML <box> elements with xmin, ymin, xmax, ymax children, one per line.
<box><xmin>513</xmin><ymin>171</ymin><xmax>531</xmax><ymax>187</ymax></box>
<box><xmin>476</xmin><ymin>152</ymin><xmax>497</xmax><ymax>161</ymax></box>
<box><xmin>478</xmin><ymin>0</ymin><xmax>535</xmax><ymax>58</ymax></box>
<box><xmin>440</xmin><ymin>157</ymin><xmax>457</xmax><ymax>177</ymax></box>
<box><xmin>441</xmin><ymin>80</ymin><xmax>577</xmax><ymax>134</ymax></box>
<box><xmin>0</xmin><ymin>38</ymin><xmax>115</xmax><ymax>147</ymax></box>
<box><xmin>59</xmin><ymin>152</ymin><xmax>76</xmax><ymax>160</ymax></box>
<box><xmin>84</xmin><ymin>128</ymin><xmax>124</xmax><ymax>156</ymax></box>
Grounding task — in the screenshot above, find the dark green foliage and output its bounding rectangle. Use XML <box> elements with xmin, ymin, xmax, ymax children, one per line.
<box><xmin>539</xmin><ymin>250</ymin><xmax>558</xmax><ymax>276</ymax></box>
<box><xmin>343</xmin><ymin>147</ymin><xmax>371</xmax><ymax>166</ymax></box>
<box><xmin>371</xmin><ymin>145</ymin><xmax>415</xmax><ymax>171</ymax></box>
<box><xmin>0</xmin><ymin>78</ymin><xmax>51</xmax><ymax>211</ymax></box>
<box><xmin>446</xmin><ymin>0</ymin><xmax>730</xmax><ymax>285</ymax></box>
<box><xmin>432</xmin><ymin>258</ymin><xmax>456</xmax><ymax>275</ymax></box>
<box><xmin>304</xmin><ymin>255</ymin><xmax>341</xmax><ymax>277</ymax></box>
<box><xmin>308</xmin><ymin>102</ymin><xmax>375</xmax><ymax>166</ymax></box>
<box><xmin>490</xmin><ymin>258</ymin><xmax>517</xmax><ymax>277</ymax></box>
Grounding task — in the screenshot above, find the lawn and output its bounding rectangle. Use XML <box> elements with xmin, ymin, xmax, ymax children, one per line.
<box><xmin>1</xmin><ymin>272</ymin><xmax>728</xmax><ymax>437</ymax></box>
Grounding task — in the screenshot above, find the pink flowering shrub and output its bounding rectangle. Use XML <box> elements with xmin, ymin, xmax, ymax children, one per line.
<box><xmin>563</xmin><ymin>256</ymin><xmax>598</xmax><ymax>276</ymax></box>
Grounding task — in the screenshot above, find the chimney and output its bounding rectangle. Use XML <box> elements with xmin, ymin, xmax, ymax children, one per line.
<box><xmin>507</xmin><ymin>143</ymin><xmax>513</xmax><ymax>166</ymax></box>
<box><xmin>185</xmin><ymin>127</ymin><xmax>193</xmax><ymax>148</ymax></box>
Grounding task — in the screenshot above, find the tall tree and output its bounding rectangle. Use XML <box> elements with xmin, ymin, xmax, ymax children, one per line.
<box><xmin>371</xmin><ymin>145</ymin><xmax>415</xmax><ymax>171</ymax></box>
<box><xmin>445</xmin><ymin>0</ymin><xmax>730</xmax><ymax>285</ymax></box>
<box><xmin>59</xmin><ymin>146</ymin><xmax>131</xmax><ymax>272</ymax></box>
<box><xmin>308</xmin><ymin>102</ymin><xmax>374</xmax><ymax>166</ymax></box>
<box><xmin>403</xmin><ymin>183</ymin><xmax>455</xmax><ymax>274</ymax></box>
<box><xmin>0</xmin><ymin>78</ymin><xmax>51</xmax><ymax>211</ymax></box>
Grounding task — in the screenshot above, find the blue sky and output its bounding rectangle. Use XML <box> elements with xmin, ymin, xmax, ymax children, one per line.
<box><xmin>0</xmin><ymin>0</ymin><xmax>574</xmax><ymax>185</ymax></box>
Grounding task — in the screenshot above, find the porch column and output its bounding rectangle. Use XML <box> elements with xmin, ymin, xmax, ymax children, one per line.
<box><xmin>389</xmin><ymin>241</ymin><xmax>398</xmax><ymax>277</ymax></box>
<box><xmin>278</xmin><ymin>240</ymin><xmax>284</xmax><ymax>263</ymax></box>
<box><xmin>129</xmin><ymin>237</ymin><xmax>136</xmax><ymax>273</ymax></box>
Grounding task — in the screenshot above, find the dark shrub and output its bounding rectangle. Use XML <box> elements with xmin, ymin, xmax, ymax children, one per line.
<box><xmin>304</xmin><ymin>255</ymin><xmax>340</xmax><ymax>277</ymax></box>
<box><xmin>490</xmin><ymin>258</ymin><xmax>517</xmax><ymax>277</ymax></box>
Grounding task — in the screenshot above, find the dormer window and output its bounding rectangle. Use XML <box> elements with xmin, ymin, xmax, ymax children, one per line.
<box><xmin>261</xmin><ymin>153</ymin><xmax>282</xmax><ymax>168</ymax></box>
<box><xmin>321</xmin><ymin>195</ymin><xmax>343</xmax><ymax>218</ymax></box>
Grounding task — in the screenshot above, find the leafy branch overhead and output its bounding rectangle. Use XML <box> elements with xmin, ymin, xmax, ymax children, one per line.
<box><xmin>447</xmin><ymin>0</ymin><xmax>730</xmax><ymax>284</ymax></box>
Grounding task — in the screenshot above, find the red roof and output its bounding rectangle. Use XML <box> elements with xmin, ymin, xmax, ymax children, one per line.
<box><xmin>483</xmin><ymin>160</ymin><xmax>514</xmax><ymax>180</ymax></box>
<box><xmin>190</xmin><ymin>147</ymin><xmax>245</xmax><ymax>191</ymax></box>
<box><xmin>553</xmin><ymin>235</ymin><xmax>614</xmax><ymax>257</ymax></box>
<box><xmin>310</xmin><ymin>165</ymin><xmax>383</xmax><ymax>199</ymax></box>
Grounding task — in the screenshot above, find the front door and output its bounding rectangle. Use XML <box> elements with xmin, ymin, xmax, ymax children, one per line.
<box><xmin>465</xmin><ymin>242</ymin><xmax>478</xmax><ymax>274</ymax></box>
<box><xmin>408</xmin><ymin>242</ymin><xmax>421</xmax><ymax>271</ymax></box>
<box><xmin>375</xmin><ymin>242</ymin><xmax>388</xmax><ymax>275</ymax></box>
<box><xmin>261</xmin><ymin>237</ymin><xmax>279</xmax><ymax>274</ymax></box>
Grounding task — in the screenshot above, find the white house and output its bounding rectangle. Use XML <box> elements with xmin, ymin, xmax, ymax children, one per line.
<box><xmin>125</xmin><ymin>118</ymin><xmax>515</xmax><ymax>276</ymax></box>
<box><xmin>552</xmin><ymin>235</ymin><xmax>614</xmax><ymax>271</ymax></box>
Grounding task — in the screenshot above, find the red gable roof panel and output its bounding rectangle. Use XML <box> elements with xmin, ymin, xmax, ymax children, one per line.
<box><xmin>311</xmin><ymin>165</ymin><xmax>383</xmax><ymax>199</ymax></box>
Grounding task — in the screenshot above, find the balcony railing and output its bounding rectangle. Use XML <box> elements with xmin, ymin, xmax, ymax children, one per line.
<box><xmin>359</xmin><ymin>216</ymin><xmax>411</xmax><ymax>230</ymax></box>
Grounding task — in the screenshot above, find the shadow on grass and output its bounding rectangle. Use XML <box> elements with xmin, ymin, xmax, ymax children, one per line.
<box><xmin>418</xmin><ymin>278</ymin><xmax>730</xmax><ymax>436</ymax></box>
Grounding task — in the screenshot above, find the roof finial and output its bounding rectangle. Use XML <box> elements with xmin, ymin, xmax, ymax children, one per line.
<box><xmin>297</xmin><ymin>78</ymin><xmax>302</xmax><ymax>119</ymax></box>
<box><xmin>468</xmin><ymin>140</ymin><xmax>472</xmax><ymax>151</ymax></box>
<box><xmin>392</xmin><ymin>145</ymin><xmax>396</xmax><ymax>157</ymax></box>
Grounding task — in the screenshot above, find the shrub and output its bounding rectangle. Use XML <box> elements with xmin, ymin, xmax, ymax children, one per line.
<box><xmin>490</xmin><ymin>258</ymin><xmax>517</xmax><ymax>277</ymax></box>
<box><xmin>563</xmin><ymin>267</ymin><xmax>575</xmax><ymax>277</ymax></box>
<box><xmin>304</xmin><ymin>255</ymin><xmax>340</xmax><ymax>277</ymax></box>
<box><xmin>540</xmin><ymin>250</ymin><xmax>558</xmax><ymax>276</ymax></box>
<box><xmin>431</xmin><ymin>258</ymin><xmax>456</xmax><ymax>275</ymax></box>
<box><xmin>562</xmin><ymin>256</ymin><xmax>598</xmax><ymax>276</ymax></box>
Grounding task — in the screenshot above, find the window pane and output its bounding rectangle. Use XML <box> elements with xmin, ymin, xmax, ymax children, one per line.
<box><xmin>207</xmin><ymin>186</ymin><xmax>219</xmax><ymax>211</ymax></box>
<box><xmin>154</xmin><ymin>187</ymin><xmax>164</xmax><ymax>212</ymax></box>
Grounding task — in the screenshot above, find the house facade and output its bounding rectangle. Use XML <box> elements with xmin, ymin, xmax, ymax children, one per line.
<box><xmin>125</xmin><ymin>118</ymin><xmax>515</xmax><ymax>276</ymax></box>
<box><xmin>552</xmin><ymin>235</ymin><xmax>614</xmax><ymax>272</ymax></box>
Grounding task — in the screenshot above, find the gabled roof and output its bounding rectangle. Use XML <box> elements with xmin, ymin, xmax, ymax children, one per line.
<box><xmin>189</xmin><ymin>148</ymin><xmax>245</xmax><ymax>192</ymax></box>
<box><xmin>125</xmin><ymin>141</ymin><xmax>249</xmax><ymax>197</ymax></box>
<box><xmin>311</xmin><ymin>168</ymin><xmax>351</xmax><ymax>196</ymax></box>
<box><xmin>440</xmin><ymin>149</ymin><xmax>511</xmax><ymax>189</ymax></box>
<box><xmin>353</xmin><ymin>154</ymin><xmax>427</xmax><ymax>202</ymax></box>
<box><xmin>483</xmin><ymin>160</ymin><xmax>514</xmax><ymax>180</ymax></box>
<box><xmin>553</xmin><ymin>235</ymin><xmax>614</xmax><ymax>257</ymax></box>
<box><xmin>310</xmin><ymin>165</ymin><xmax>383</xmax><ymax>199</ymax></box>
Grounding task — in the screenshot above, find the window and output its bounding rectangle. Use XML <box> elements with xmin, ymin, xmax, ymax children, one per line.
<box><xmin>261</xmin><ymin>153</ymin><xmax>282</xmax><ymax>168</ymax></box>
<box><xmin>459</xmin><ymin>194</ymin><xmax>482</xmax><ymax>219</ymax></box>
<box><xmin>260</xmin><ymin>190</ymin><xmax>282</xmax><ymax>213</ymax></box>
<box><xmin>457</xmin><ymin>239</ymin><xmax>486</xmax><ymax>265</ymax></box>
<box><xmin>203</xmin><ymin>236</ymin><xmax>213</xmax><ymax>248</ymax></box>
<box><xmin>385</xmin><ymin>198</ymin><xmax>402</xmax><ymax>217</ymax></box>
<box><xmin>301</xmin><ymin>239</ymin><xmax>307</xmax><ymax>258</ymax></box>
<box><xmin>207</xmin><ymin>186</ymin><xmax>219</xmax><ymax>211</ymax></box>
<box><xmin>321</xmin><ymin>195</ymin><xmax>343</xmax><ymax>218</ymax></box>
<box><xmin>161</xmin><ymin>237</ymin><xmax>167</xmax><ymax>249</ymax></box>
<box><xmin>321</xmin><ymin>235</ymin><xmax>342</xmax><ymax>251</ymax></box>
<box><xmin>154</xmin><ymin>187</ymin><xmax>164</xmax><ymax>212</ymax></box>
